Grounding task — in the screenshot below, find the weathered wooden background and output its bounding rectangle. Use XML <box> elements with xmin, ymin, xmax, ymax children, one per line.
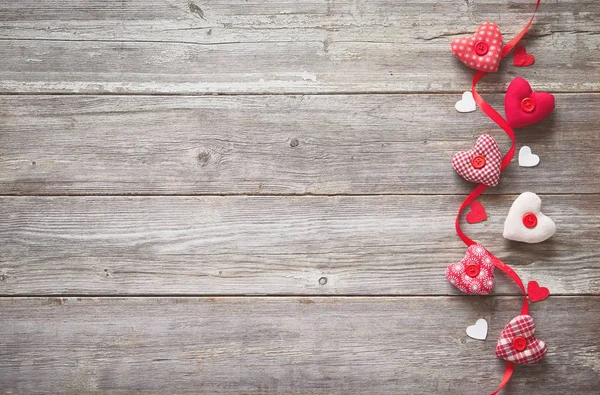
<box><xmin>1</xmin><ymin>1</ymin><xmax>599</xmax><ymax>393</ymax></box>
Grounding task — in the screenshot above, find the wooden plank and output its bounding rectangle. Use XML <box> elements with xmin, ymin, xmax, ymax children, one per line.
<box><xmin>0</xmin><ymin>0</ymin><xmax>598</xmax><ymax>94</ymax></box>
<box><xmin>1</xmin><ymin>94</ymin><xmax>598</xmax><ymax>195</ymax></box>
<box><xmin>1</xmin><ymin>195</ymin><xmax>598</xmax><ymax>295</ymax></box>
<box><xmin>1</xmin><ymin>296</ymin><xmax>598</xmax><ymax>393</ymax></box>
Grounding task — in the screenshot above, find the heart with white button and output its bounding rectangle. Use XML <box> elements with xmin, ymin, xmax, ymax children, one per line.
<box><xmin>452</xmin><ymin>134</ymin><xmax>502</xmax><ymax>186</ymax></box>
<box><xmin>451</xmin><ymin>22</ymin><xmax>503</xmax><ymax>72</ymax></box>
<box><xmin>445</xmin><ymin>244</ymin><xmax>495</xmax><ymax>295</ymax></box>
<box><xmin>505</xmin><ymin>77</ymin><xmax>555</xmax><ymax>129</ymax></box>
<box><xmin>503</xmin><ymin>192</ymin><xmax>556</xmax><ymax>243</ymax></box>
<box><xmin>495</xmin><ymin>314</ymin><xmax>548</xmax><ymax>364</ymax></box>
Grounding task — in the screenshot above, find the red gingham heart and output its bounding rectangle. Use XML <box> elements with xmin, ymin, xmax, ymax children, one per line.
<box><xmin>495</xmin><ymin>315</ymin><xmax>548</xmax><ymax>364</ymax></box>
<box><xmin>452</xmin><ymin>134</ymin><xmax>502</xmax><ymax>187</ymax></box>
<box><xmin>445</xmin><ymin>244</ymin><xmax>495</xmax><ymax>295</ymax></box>
<box><xmin>451</xmin><ymin>22</ymin><xmax>503</xmax><ymax>72</ymax></box>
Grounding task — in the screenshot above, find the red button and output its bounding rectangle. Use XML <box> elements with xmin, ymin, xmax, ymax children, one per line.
<box><xmin>513</xmin><ymin>336</ymin><xmax>527</xmax><ymax>351</ymax></box>
<box><xmin>471</xmin><ymin>155</ymin><xmax>486</xmax><ymax>169</ymax></box>
<box><xmin>465</xmin><ymin>264</ymin><xmax>480</xmax><ymax>278</ymax></box>
<box><xmin>521</xmin><ymin>97</ymin><xmax>536</xmax><ymax>113</ymax></box>
<box><xmin>522</xmin><ymin>213</ymin><xmax>538</xmax><ymax>228</ymax></box>
<box><xmin>474</xmin><ymin>41</ymin><xmax>489</xmax><ymax>56</ymax></box>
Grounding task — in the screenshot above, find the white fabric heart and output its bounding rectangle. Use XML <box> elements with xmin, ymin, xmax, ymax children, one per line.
<box><xmin>503</xmin><ymin>192</ymin><xmax>556</xmax><ymax>243</ymax></box>
<box><xmin>466</xmin><ymin>318</ymin><xmax>488</xmax><ymax>340</ymax></box>
<box><xmin>455</xmin><ymin>91</ymin><xmax>477</xmax><ymax>113</ymax></box>
<box><xmin>519</xmin><ymin>146</ymin><xmax>540</xmax><ymax>167</ymax></box>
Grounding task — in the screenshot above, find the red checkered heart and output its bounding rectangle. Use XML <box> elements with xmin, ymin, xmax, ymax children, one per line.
<box><xmin>495</xmin><ymin>315</ymin><xmax>547</xmax><ymax>364</ymax></box>
<box><xmin>452</xmin><ymin>134</ymin><xmax>502</xmax><ymax>186</ymax></box>
<box><xmin>451</xmin><ymin>22</ymin><xmax>503</xmax><ymax>72</ymax></box>
<box><xmin>445</xmin><ymin>244</ymin><xmax>495</xmax><ymax>295</ymax></box>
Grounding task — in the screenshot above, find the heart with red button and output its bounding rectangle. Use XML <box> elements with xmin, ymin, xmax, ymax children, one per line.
<box><xmin>505</xmin><ymin>77</ymin><xmax>555</xmax><ymax>128</ymax></box>
<box><xmin>451</xmin><ymin>22</ymin><xmax>503</xmax><ymax>72</ymax></box>
<box><xmin>445</xmin><ymin>244</ymin><xmax>495</xmax><ymax>295</ymax></box>
<box><xmin>504</xmin><ymin>192</ymin><xmax>556</xmax><ymax>243</ymax></box>
<box><xmin>495</xmin><ymin>314</ymin><xmax>548</xmax><ymax>364</ymax></box>
<box><xmin>452</xmin><ymin>134</ymin><xmax>502</xmax><ymax>186</ymax></box>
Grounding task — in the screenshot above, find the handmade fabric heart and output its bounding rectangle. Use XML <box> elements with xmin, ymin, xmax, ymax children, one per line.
<box><xmin>513</xmin><ymin>45</ymin><xmax>535</xmax><ymax>67</ymax></box>
<box><xmin>505</xmin><ymin>77</ymin><xmax>555</xmax><ymax>128</ymax></box>
<box><xmin>503</xmin><ymin>192</ymin><xmax>556</xmax><ymax>243</ymax></box>
<box><xmin>451</xmin><ymin>22</ymin><xmax>503</xmax><ymax>72</ymax></box>
<box><xmin>527</xmin><ymin>280</ymin><xmax>550</xmax><ymax>302</ymax></box>
<box><xmin>466</xmin><ymin>201</ymin><xmax>487</xmax><ymax>224</ymax></box>
<box><xmin>495</xmin><ymin>314</ymin><xmax>547</xmax><ymax>364</ymax></box>
<box><xmin>446</xmin><ymin>244</ymin><xmax>495</xmax><ymax>295</ymax></box>
<box><xmin>452</xmin><ymin>134</ymin><xmax>502</xmax><ymax>187</ymax></box>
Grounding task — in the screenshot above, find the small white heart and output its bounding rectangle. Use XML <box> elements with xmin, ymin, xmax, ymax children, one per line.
<box><xmin>519</xmin><ymin>146</ymin><xmax>540</xmax><ymax>167</ymax></box>
<box><xmin>455</xmin><ymin>91</ymin><xmax>477</xmax><ymax>113</ymax></box>
<box><xmin>466</xmin><ymin>318</ymin><xmax>488</xmax><ymax>340</ymax></box>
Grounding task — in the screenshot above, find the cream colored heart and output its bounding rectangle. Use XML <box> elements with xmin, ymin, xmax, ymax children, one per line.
<box><xmin>455</xmin><ymin>91</ymin><xmax>477</xmax><ymax>113</ymax></box>
<box><xmin>503</xmin><ymin>192</ymin><xmax>556</xmax><ymax>243</ymax></box>
<box><xmin>466</xmin><ymin>318</ymin><xmax>488</xmax><ymax>340</ymax></box>
<box><xmin>519</xmin><ymin>146</ymin><xmax>540</xmax><ymax>167</ymax></box>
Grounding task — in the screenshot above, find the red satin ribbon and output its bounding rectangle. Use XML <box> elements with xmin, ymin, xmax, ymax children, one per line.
<box><xmin>452</xmin><ymin>1</ymin><xmax>541</xmax><ymax>394</ymax></box>
<box><xmin>490</xmin><ymin>362</ymin><xmax>515</xmax><ymax>395</ymax></box>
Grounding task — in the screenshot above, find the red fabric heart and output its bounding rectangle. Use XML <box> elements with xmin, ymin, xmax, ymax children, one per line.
<box><xmin>495</xmin><ymin>315</ymin><xmax>547</xmax><ymax>364</ymax></box>
<box><xmin>466</xmin><ymin>201</ymin><xmax>487</xmax><ymax>224</ymax></box>
<box><xmin>527</xmin><ymin>280</ymin><xmax>550</xmax><ymax>302</ymax></box>
<box><xmin>452</xmin><ymin>134</ymin><xmax>502</xmax><ymax>187</ymax></box>
<box><xmin>446</xmin><ymin>244</ymin><xmax>495</xmax><ymax>295</ymax></box>
<box><xmin>513</xmin><ymin>45</ymin><xmax>535</xmax><ymax>67</ymax></box>
<box><xmin>451</xmin><ymin>22</ymin><xmax>503</xmax><ymax>72</ymax></box>
<box><xmin>505</xmin><ymin>77</ymin><xmax>555</xmax><ymax>128</ymax></box>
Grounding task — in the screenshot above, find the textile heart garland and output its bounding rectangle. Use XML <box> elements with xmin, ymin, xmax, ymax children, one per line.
<box><xmin>452</xmin><ymin>134</ymin><xmax>502</xmax><ymax>186</ymax></box>
<box><xmin>495</xmin><ymin>314</ymin><xmax>548</xmax><ymax>364</ymax></box>
<box><xmin>446</xmin><ymin>244</ymin><xmax>495</xmax><ymax>295</ymax></box>
<box><xmin>451</xmin><ymin>22</ymin><xmax>503</xmax><ymax>72</ymax></box>
<box><xmin>503</xmin><ymin>192</ymin><xmax>556</xmax><ymax>243</ymax></box>
<box><xmin>505</xmin><ymin>77</ymin><xmax>555</xmax><ymax>128</ymax></box>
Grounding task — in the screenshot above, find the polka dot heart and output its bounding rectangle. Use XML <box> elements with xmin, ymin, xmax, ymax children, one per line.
<box><xmin>451</xmin><ymin>22</ymin><xmax>503</xmax><ymax>72</ymax></box>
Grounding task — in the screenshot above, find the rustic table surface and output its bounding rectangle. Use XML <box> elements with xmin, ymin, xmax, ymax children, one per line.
<box><xmin>1</xmin><ymin>1</ymin><xmax>599</xmax><ymax>394</ymax></box>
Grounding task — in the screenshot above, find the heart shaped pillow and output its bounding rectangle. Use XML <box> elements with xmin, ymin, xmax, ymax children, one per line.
<box><xmin>451</xmin><ymin>22</ymin><xmax>503</xmax><ymax>72</ymax></box>
<box><xmin>495</xmin><ymin>314</ymin><xmax>547</xmax><ymax>364</ymax></box>
<box><xmin>505</xmin><ymin>77</ymin><xmax>555</xmax><ymax>128</ymax></box>
<box><xmin>446</xmin><ymin>244</ymin><xmax>495</xmax><ymax>295</ymax></box>
<box><xmin>452</xmin><ymin>134</ymin><xmax>502</xmax><ymax>186</ymax></box>
<box><xmin>503</xmin><ymin>192</ymin><xmax>556</xmax><ymax>243</ymax></box>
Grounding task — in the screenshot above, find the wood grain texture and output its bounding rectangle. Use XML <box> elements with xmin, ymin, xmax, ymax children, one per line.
<box><xmin>1</xmin><ymin>94</ymin><xmax>598</xmax><ymax>195</ymax></box>
<box><xmin>1</xmin><ymin>296</ymin><xmax>598</xmax><ymax>394</ymax></box>
<box><xmin>0</xmin><ymin>0</ymin><xmax>598</xmax><ymax>94</ymax></box>
<box><xmin>1</xmin><ymin>195</ymin><xmax>598</xmax><ymax>295</ymax></box>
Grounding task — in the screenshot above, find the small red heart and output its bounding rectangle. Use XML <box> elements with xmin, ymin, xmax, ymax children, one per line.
<box><xmin>451</xmin><ymin>22</ymin><xmax>503</xmax><ymax>72</ymax></box>
<box><xmin>466</xmin><ymin>201</ymin><xmax>487</xmax><ymax>224</ymax></box>
<box><xmin>527</xmin><ymin>280</ymin><xmax>550</xmax><ymax>302</ymax></box>
<box><xmin>513</xmin><ymin>45</ymin><xmax>535</xmax><ymax>67</ymax></box>
<box><xmin>504</xmin><ymin>77</ymin><xmax>555</xmax><ymax>129</ymax></box>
